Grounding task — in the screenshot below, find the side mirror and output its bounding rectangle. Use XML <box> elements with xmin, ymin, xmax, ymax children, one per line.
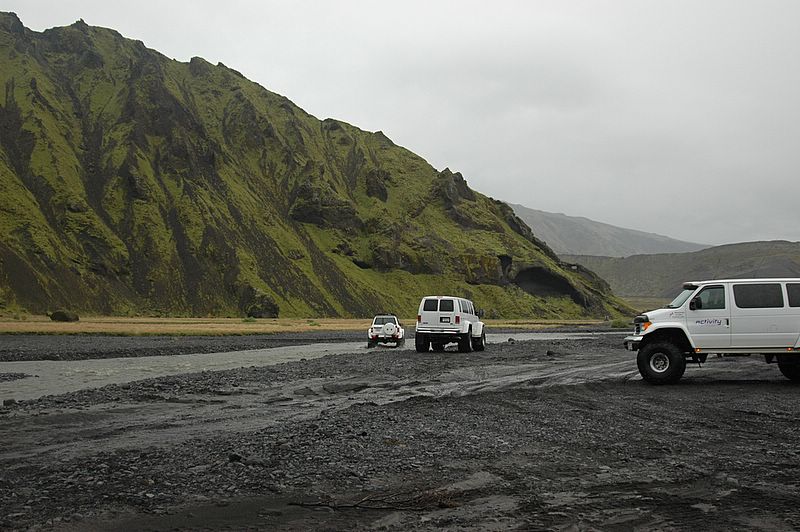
<box><xmin>477</xmin><ymin>309</ymin><xmax>485</xmax><ymax>318</ymax></box>
<box><xmin>690</xmin><ymin>297</ymin><xmax>702</xmax><ymax>311</ymax></box>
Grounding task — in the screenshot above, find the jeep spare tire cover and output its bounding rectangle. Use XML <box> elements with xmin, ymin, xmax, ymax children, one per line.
<box><xmin>381</xmin><ymin>323</ymin><xmax>398</xmax><ymax>336</ymax></box>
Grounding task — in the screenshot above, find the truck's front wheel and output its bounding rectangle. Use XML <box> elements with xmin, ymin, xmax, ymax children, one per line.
<box><xmin>637</xmin><ymin>342</ymin><xmax>686</xmax><ymax>384</ymax></box>
<box><xmin>777</xmin><ymin>357</ymin><xmax>800</xmax><ymax>382</ymax></box>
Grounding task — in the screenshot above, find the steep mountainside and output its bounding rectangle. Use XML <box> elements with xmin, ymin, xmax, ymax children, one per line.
<box><xmin>566</xmin><ymin>241</ymin><xmax>800</xmax><ymax>298</ymax></box>
<box><xmin>510</xmin><ymin>203</ymin><xmax>707</xmax><ymax>257</ymax></box>
<box><xmin>0</xmin><ymin>13</ymin><xmax>629</xmax><ymax>318</ymax></box>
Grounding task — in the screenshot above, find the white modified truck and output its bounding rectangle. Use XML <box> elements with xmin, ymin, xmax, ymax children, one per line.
<box><xmin>415</xmin><ymin>295</ymin><xmax>486</xmax><ymax>352</ymax></box>
<box><xmin>625</xmin><ymin>278</ymin><xmax>800</xmax><ymax>384</ymax></box>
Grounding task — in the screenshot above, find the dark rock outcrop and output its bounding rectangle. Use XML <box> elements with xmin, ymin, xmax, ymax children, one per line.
<box><xmin>365</xmin><ymin>169</ymin><xmax>391</xmax><ymax>202</ymax></box>
<box><xmin>49</xmin><ymin>310</ymin><xmax>79</xmax><ymax>322</ymax></box>
<box><xmin>242</xmin><ymin>288</ymin><xmax>280</xmax><ymax>318</ymax></box>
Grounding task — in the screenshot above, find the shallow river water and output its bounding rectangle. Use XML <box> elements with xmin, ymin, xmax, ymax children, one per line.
<box><xmin>0</xmin><ymin>332</ymin><xmax>609</xmax><ymax>401</ymax></box>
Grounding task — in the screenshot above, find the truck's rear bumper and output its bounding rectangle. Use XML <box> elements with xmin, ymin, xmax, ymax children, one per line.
<box><xmin>416</xmin><ymin>327</ymin><xmax>464</xmax><ymax>335</ymax></box>
<box><xmin>416</xmin><ymin>327</ymin><xmax>467</xmax><ymax>343</ymax></box>
<box><xmin>624</xmin><ymin>335</ymin><xmax>643</xmax><ymax>351</ymax></box>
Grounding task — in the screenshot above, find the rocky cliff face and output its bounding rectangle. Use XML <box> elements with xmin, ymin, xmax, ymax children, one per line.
<box><xmin>0</xmin><ymin>12</ymin><xmax>628</xmax><ymax>318</ymax></box>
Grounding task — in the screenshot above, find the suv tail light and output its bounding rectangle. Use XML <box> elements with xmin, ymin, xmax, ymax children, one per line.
<box><xmin>455</xmin><ymin>315</ymin><xmax>460</xmax><ymax>324</ymax></box>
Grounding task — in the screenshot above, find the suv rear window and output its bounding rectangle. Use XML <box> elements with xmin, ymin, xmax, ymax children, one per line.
<box><xmin>423</xmin><ymin>299</ymin><xmax>438</xmax><ymax>311</ymax></box>
<box><xmin>439</xmin><ymin>299</ymin><xmax>454</xmax><ymax>312</ymax></box>
<box><xmin>733</xmin><ymin>283</ymin><xmax>784</xmax><ymax>308</ymax></box>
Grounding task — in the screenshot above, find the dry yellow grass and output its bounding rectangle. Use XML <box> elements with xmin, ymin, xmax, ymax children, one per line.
<box><xmin>0</xmin><ymin>316</ymin><xmax>367</xmax><ymax>336</ymax></box>
<box><xmin>0</xmin><ymin>315</ymin><xmax>602</xmax><ymax>336</ymax></box>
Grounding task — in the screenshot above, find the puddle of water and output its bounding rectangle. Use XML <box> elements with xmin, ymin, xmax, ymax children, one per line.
<box><xmin>0</xmin><ymin>332</ymin><xmax>619</xmax><ymax>401</ymax></box>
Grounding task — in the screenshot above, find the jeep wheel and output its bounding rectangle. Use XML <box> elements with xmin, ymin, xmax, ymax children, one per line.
<box><xmin>472</xmin><ymin>331</ymin><xmax>486</xmax><ymax>351</ymax></box>
<box><xmin>397</xmin><ymin>338</ymin><xmax>405</xmax><ymax>348</ymax></box>
<box><xmin>637</xmin><ymin>342</ymin><xmax>686</xmax><ymax>384</ymax></box>
<box><xmin>415</xmin><ymin>334</ymin><xmax>429</xmax><ymax>353</ymax></box>
<box><xmin>367</xmin><ymin>340</ymin><xmax>376</xmax><ymax>348</ymax></box>
<box><xmin>777</xmin><ymin>357</ymin><xmax>800</xmax><ymax>382</ymax></box>
<box><xmin>458</xmin><ymin>329</ymin><xmax>473</xmax><ymax>353</ymax></box>
<box><xmin>431</xmin><ymin>343</ymin><xmax>445</xmax><ymax>352</ymax></box>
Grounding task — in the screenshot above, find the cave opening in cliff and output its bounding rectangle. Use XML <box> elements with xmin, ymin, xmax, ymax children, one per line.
<box><xmin>513</xmin><ymin>266</ymin><xmax>581</xmax><ymax>303</ymax></box>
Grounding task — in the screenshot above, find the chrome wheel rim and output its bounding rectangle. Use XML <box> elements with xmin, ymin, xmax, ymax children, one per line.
<box><xmin>649</xmin><ymin>353</ymin><xmax>670</xmax><ymax>373</ymax></box>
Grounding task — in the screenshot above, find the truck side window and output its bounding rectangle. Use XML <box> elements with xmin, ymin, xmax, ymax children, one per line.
<box><xmin>787</xmin><ymin>284</ymin><xmax>800</xmax><ymax>307</ymax></box>
<box><xmin>733</xmin><ymin>284</ymin><xmax>784</xmax><ymax>308</ymax></box>
<box><xmin>697</xmin><ymin>286</ymin><xmax>725</xmax><ymax>310</ymax></box>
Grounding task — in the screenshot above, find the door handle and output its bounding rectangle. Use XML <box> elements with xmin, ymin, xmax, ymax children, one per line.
<box><xmin>725</xmin><ymin>318</ymin><xmax>730</xmax><ymax>327</ymax></box>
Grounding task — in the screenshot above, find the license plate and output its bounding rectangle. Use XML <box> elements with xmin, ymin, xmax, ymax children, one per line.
<box><xmin>440</xmin><ymin>317</ymin><xmax>450</xmax><ymax>323</ymax></box>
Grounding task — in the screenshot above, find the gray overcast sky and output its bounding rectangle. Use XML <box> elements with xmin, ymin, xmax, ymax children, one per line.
<box><xmin>5</xmin><ymin>1</ymin><xmax>800</xmax><ymax>245</ymax></box>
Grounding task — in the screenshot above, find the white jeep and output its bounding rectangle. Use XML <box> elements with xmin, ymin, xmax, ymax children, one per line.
<box><xmin>625</xmin><ymin>278</ymin><xmax>800</xmax><ymax>384</ymax></box>
<box><xmin>367</xmin><ymin>314</ymin><xmax>405</xmax><ymax>348</ymax></box>
<box><xmin>415</xmin><ymin>295</ymin><xmax>486</xmax><ymax>352</ymax></box>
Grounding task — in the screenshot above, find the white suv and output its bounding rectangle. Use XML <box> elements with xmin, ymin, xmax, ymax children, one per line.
<box><xmin>367</xmin><ymin>315</ymin><xmax>405</xmax><ymax>348</ymax></box>
<box><xmin>415</xmin><ymin>296</ymin><xmax>486</xmax><ymax>352</ymax></box>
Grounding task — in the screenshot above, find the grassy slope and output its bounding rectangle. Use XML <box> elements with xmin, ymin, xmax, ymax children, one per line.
<box><xmin>0</xmin><ymin>13</ymin><xmax>631</xmax><ymax>319</ymax></box>
<box><xmin>566</xmin><ymin>241</ymin><xmax>800</xmax><ymax>298</ymax></box>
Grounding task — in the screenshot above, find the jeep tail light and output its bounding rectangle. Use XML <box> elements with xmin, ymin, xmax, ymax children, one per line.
<box><xmin>455</xmin><ymin>315</ymin><xmax>460</xmax><ymax>324</ymax></box>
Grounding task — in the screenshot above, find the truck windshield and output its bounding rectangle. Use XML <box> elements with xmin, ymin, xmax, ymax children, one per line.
<box><xmin>666</xmin><ymin>289</ymin><xmax>694</xmax><ymax>309</ymax></box>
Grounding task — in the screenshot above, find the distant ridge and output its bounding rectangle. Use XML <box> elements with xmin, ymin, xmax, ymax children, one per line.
<box><xmin>509</xmin><ymin>203</ymin><xmax>707</xmax><ymax>257</ymax></box>
<box><xmin>565</xmin><ymin>241</ymin><xmax>800</xmax><ymax>298</ymax></box>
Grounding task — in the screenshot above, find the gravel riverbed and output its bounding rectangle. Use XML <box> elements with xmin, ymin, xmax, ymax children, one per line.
<box><xmin>2</xmin><ymin>333</ymin><xmax>799</xmax><ymax>531</ymax></box>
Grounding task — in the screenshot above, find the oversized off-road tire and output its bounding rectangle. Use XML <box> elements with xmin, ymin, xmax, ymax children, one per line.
<box><xmin>431</xmin><ymin>343</ymin><xmax>446</xmax><ymax>352</ymax></box>
<box><xmin>458</xmin><ymin>329</ymin><xmax>473</xmax><ymax>353</ymax></box>
<box><xmin>415</xmin><ymin>334</ymin><xmax>429</xmax><ymax>353</ymax></box>
<box><xmin>777</xmin><ymin>357</ymin><xmax>800</xmax><ymax>382</ymax></box>
<box><xmin>637</xmin><ymin>342</ymin><xmax>686</xmax><ymax>384</ymax></box>
<box><xmin>366</xmin><ymin>340</ymin><xmax>376</xmax><ymax>348</ymax></box>
<box><xmin>397</xmin><ymin>338</ymin><xmax>405</xmax><ymax>348</ymax></box>
<box><xmin>472</xmin><ymin>331</ymin><xmax>486</xmax><ymax>351</ymax></box>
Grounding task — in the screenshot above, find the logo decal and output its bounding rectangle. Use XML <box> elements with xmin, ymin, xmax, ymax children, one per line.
<box><xmin>695</xmin><ymin>318</ymin><xmax>723</xmax><ymax>326</ymax></box>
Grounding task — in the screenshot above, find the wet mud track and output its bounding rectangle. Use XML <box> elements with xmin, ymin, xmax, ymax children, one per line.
<box><xmin>2</xmin><ymin>334</ymin><xmax>800</xmax><ymax>530</ymax></box>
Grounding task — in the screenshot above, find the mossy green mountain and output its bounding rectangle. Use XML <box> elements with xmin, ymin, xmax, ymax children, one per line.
<box><xmin>0</xmin><ymin>13</ymin><xmax>629</xmax><ymax>318</ymax></box>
